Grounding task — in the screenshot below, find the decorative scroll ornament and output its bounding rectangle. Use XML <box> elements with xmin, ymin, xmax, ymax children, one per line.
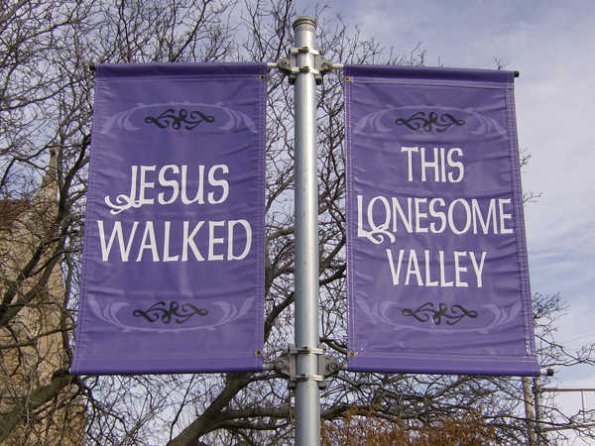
<box><xmin>402</xmin><ymin>302</ymin><xmax>478</xmax><ymax>326</ymax></box>
<box><xmin>104</xmin><ymin>193</ymin><xmax>142</xmax><ymax>215</ymax></box>
<box><xmin>132</xmin><ymin>301</ymin><xmax>208</xmax><ymax>324</ymax></box>
<box><xmin>98</xmin><ymin>101</ymin><xmax>258</xmax><ymax>134</ymax></box>
<box><xmin>87</xmin><ymin>296</ymin><xmax>256</xmax><ymax>332</ymax></box>
<box><xmin>144</xmin><ymin>108</ymin><xmax>215</xmax><ymax>130</ymax></box>
<box><xmin>395</xmin><ymin>111</ymin><xmax>465</xmax><ymax>133</ymax></box>
<box><xmin>356</xmin><ymin>299</ymin><xmax>519</xmax><ymax>334</ymax></box>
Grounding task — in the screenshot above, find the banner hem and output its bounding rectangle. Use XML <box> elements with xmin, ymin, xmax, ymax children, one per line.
<box><xmin>347</xmin><ymin>357</ymin><xmax>540</xmax><ymax>377</ymax></box>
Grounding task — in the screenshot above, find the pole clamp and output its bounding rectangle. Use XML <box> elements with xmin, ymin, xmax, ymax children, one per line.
<box><xmin>272</xmin><ymin>344</ymin><xmax>341</xmax><ymax>389</ymax></box>
<box><xmin>276</xmin><ymin>47</ymin><xmax>334</xmax><ymax>85</ymax></box>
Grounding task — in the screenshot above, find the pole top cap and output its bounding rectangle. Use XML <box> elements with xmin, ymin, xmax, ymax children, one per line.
<box><xmin>293</xmin><ymin>16</ymin><xmax>317</xmax><ymax>30</ymax></box>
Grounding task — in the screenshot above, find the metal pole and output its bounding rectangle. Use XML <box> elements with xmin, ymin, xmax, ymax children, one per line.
<box><xmin>522</xmin><ymin>377</ymin><xmax>537</xmax><ymax>446</ymax></box>
<box><xmin>292</xmin><ymin>16</ymin><xmax>321</xmax><ymax>446</ymax></box>
<box><xmin>533</xmin><ymin>377</ymin><xmax>545</xmax><ymax>444</ymax></box>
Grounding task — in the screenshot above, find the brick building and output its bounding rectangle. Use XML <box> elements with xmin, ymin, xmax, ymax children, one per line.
<box><xmin>0</xmin><ymin>152</ymin><xmax>85</xmax><ymax>445</ymax></box>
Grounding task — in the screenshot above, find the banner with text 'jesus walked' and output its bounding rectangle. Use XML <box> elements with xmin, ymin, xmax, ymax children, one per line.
<box><xmin>72</xmin><ymin>63</ymin><xmax>266</xmax><ymax>374</ymax></box>
<box><xmin>345</xmin><ymin>65</ymin><xmax>539</xmax><ymax>376</ymax></box>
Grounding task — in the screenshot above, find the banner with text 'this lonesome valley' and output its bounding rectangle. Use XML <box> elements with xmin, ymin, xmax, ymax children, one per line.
<box><xmin>72</xmin><ymin>63</ymin><xmax>266</xmax><ymax>374</ymax></box>
<box><xmin>345</xmin><ymin>65</ymin><xmax>539</xmax><ymax>376</ymax></box>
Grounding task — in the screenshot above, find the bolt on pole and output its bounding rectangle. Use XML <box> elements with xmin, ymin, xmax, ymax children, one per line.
<box><xmin>292</xmin><ymin>16</ymin><xmax>321</xmax><ymax>446</ymax></box>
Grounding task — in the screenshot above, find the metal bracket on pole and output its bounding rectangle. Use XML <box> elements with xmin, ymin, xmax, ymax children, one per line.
<box><xmin>272</xmin><ymin>344</ymin><xmax>341</xmax><ymax>390</ymax></box>
<box><xmin>277</xmin><ymin>47</ymin><xmax>334</xmax><ymax>85</ymax></box>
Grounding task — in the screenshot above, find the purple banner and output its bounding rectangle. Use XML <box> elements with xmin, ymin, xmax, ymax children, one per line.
<box><xmin>345</xmin><ymin>65</ymin><xmax>539</xmax><ymax>376</ymax></box>
<box><xmin>72</xmin><ymin>63</ymin><xmax>266</xmax><ymax>374</ymax></box>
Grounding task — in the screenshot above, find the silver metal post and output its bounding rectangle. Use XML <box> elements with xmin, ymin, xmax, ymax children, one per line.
<box><xmin>522</xmin><ymin>377</ymin><xmax>537</xmax><ymax>446</ymax></box>
<box><xmin>292</xmin><ymin>16</ymin><xmax>321</xmax><ymax>446</ymax></box>
<box><xmin>533</xmin><ymin>377</ymin><xmax>544</xmax><ymax>443</ymax></box>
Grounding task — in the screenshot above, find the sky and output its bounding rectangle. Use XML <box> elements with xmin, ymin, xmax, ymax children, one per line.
<box><xmin>295</xmin><ymin>0</ymin><xmax>595</xmax><ymax>440</ymax></box>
